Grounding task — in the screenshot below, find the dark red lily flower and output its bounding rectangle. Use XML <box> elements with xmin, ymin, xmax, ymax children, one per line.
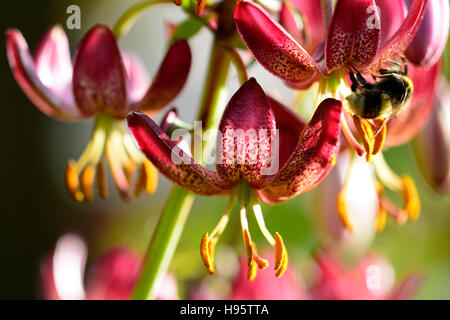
<box><xmin>235</xmin><ymin>0</ymin><xmax>426</xmax><ymax>84</ymax></box>
<box><xmin>6</xmin><ymin>24</ymin><xmax>191</xmax><ymax>201</ymax></box>
<box><xmin>40</xmin><ymin>234</ymin><xmax>178</xmax><ymax>300</ymax></box>
<box><xmin>235</xmin><ymin>0</ymin><xmax>428</xmax><ymax>159</ymax></box>
<box><xmin>128</xmin><ymin>78</ymin><xmax>343</xmax><ymax>279</ymax></box>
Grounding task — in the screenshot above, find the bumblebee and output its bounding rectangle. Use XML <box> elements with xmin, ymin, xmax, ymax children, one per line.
<box><xmin>345</xmin><ymin>60</ymin><xmax>414</xmax><ymax>121</ymax></box>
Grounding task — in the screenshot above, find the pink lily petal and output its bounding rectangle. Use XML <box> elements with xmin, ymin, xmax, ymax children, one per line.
<box><xmin>135</xmin><ymin>40</ymin><xmax>192</xmax><ymax>112</ymax></box>
<box><xmin>326</xmin><ymin>0</ymin><xmax>381</xmax><ymax>73</ymax></box>
<box><xmin>385</xmin><ymin>61</ymin><xmax>440</xmax><ymax>147</ymax></box>
<box><xmin>6</xmin><ymin>28</ymin><xmax>80</xmax><ymax>120</ymax></box>
<box><xmin>230</xmin><ymin>253</ymin><xmax>307</xmax><ymax>300</ymax></box>
<box><xmin>127</xmin><ymin>112</ymin><xmax>230</xmax><ymax>195</ymax></box>
<box><xmin>267</xmin><ymin>97</ymin><xmax>305</xmax><ymax>169</ymax></box>
<box><xmin>279</xmin><ymin>0</ymin><xmax>325</xmax><ymax>53</ymax></box>
<box><xmin>34</xmin><ymin>25</ymin><xmax>75</xmax><ymax>108</ymax></box>
<box><xmin>234</xmin><ymin>1</ymin><xmax>319</xmax><ymax>83</ymax></box>
<box><xmin>85</xmin><ymin>248</ymin><xmax>140</xmax><ymax>300</ymax></box>
<box><xmin>216</xmin><ymin>78</ymin><xmax>276</xmax><ymax>189</ymax></box>
<box><xmin>376</xmin><ymin>0</ymin><xmax>407</xmax><ymax>46</ymax></box>
<box><xmin>284</xmin><ymin>71</ymin><xmax>320</xmax><ymax>90</ymax></box>
<box><xmin>365</xmin><ymin>0</ymin><xmax>428</xmax><ymax>73</ymax></box>
<box><xmin>122</xmin><ymin>53</ymin><xmax>151</xmax><ymax>105</ymax></box>
<box><xmin>405</xmin><ymin>0</ymin><xmax>449</xmax><ymax>67</ymax></box>
<box><xmin>389</xmin><ymin>274</ymin><xmax>424</xmax><ymax>300</ymax></box>
<box><xmin>72</xmin><ymin>24</ymin><xmax>127</xmax><ymax>118</ymax></box>
<box><xmin>259</xmin><ymin>98</ymin><xmax>342</xmax><ymax>204</ymax></box>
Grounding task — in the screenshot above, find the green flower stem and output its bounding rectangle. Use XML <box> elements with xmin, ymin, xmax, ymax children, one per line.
<box><xmin>112</xmin><ymin>0</ymin><xmax>172</xmax><ymax>39</ymax></box>
<box><xmin>131</xmin><ymin>0</ymin><xmax>237</xmax><ymax>300</ymax></box>
<box><xmin>132</xmin><ymin>186</ymin><xmax>195</xmax><ymax>300</ymax></box>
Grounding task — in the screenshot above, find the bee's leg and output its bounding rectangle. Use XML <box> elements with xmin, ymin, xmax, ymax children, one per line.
<box><xmin>401</xmin><ymin>56</ymin><xmax>408</xmax><ymax>74</ymax></box>
<box><xmin>349</xmin><ymin>72</ymin><xmax>359</xmax><ymax>92</ymax></box>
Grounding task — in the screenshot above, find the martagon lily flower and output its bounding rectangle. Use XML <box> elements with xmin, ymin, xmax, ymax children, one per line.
<box><xmin>127</xmin><ymin>78</ymin><xmax>343</xmax><ymax>280</ymax></box>
<box><xmin>235</xmin><ymin>0</ymin><xmax>436</xmax><ymax>231</ymax></box>
<box><xmin>6</xmin><ymin>24</ymin><xmax>191</xmax><ymax>202</ymax></box>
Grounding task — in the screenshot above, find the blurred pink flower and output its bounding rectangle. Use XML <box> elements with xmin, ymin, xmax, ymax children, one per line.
<box><xmin>40</xmin><ymin>234</ymin><xmax>178</xmax><ymax>300</ymax></box>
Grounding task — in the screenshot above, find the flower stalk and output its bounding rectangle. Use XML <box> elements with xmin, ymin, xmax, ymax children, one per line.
<box><xmin>132</xmin><ymin>0</ymin><xmax>236</xmax><ymax>300</ymax></box>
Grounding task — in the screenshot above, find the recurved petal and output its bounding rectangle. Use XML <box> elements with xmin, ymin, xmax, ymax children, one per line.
<box><xmin>135</xmin><ymin>40</ymin><xmax>191</xmax><ymax>112</ymax></box>
<box><xmin>259</xmin><ymin>98</ymin><xmax>342</xmax><ymax>204</ymax></box>
<box><xmin>267</xmin><ymin>97</ymin><xmax>305</xmax><ymax>169</ymax></box>
<box><xmin>127</xmin><ymin>112</ymin><xmax>229</xmax><ymax>195</ymax></box>
<box><xmin>216</xmin><ymin>78</ymin><xmax>276</xmax><ymax>189</ymax></box>
<box><xmin>122</xmin><ymin>53</ymin><xmax>151</xmax><ymax>105</ymax></box>
<box><xmin>72</xmin><ymin>24</ymin><xmax>128</xmax><ymax>118</ymax></box>
<box><xmin>385</xmin><ymin>61</ymin><xmax>440</xmax><ymax>147</ymax></box>
<box><xmin>375</xmin><ymin>0</ymin><xmax>407</xmax><ymax>46</ymax></box>
<box><xmin>6</xmin><ymin>29</ymin><xmax>80</xmax><ymax>120</ymax></box>
<box><xmin>326</xmin><ymin>0</ymin><xmax>381</xmax><ymax>73</ymax></box>
<box><xmin>234</xmin><ymin>1</ymin><xmax>319</xmax><ymax>83</ymax></box>
<box><xmin>365</xmin><ymin>0</ymin><xmax>428</xmax><ymax>73</ymax></box>
<box><xmin>34</xmin><ymin>25</ymin><xmax>75</xmax><ymax>108</ymax></box>
<box><xmin>279</xmin><ymin>0</ymin><xmax>325</xmax><ymax>53</ymax></box>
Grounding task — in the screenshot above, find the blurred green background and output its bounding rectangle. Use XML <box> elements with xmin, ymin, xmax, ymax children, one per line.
<box><xmin>1</xmin><ymin>0</ymin><xmax>449</xmax><ymax>299</ymax></box>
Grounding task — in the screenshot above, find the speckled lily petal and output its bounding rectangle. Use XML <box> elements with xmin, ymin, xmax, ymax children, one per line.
<box><xmin>376</xmin><ymin>0</ymin><xmax>407</xmax><ymax>46</ymax></box>
<box><xmin>6</xmin><ymin>28</ymin><xmax>80</xmax><ymax>120</ymax></box>
<box><xmin>234</xmin><ymin>1</ymin><xmax>319</xmax><ymax>83</ymax></box>
<box><xmin>365</xmin><ymin>0</ymin><xmax>427</xmax><ymax>73</ymax></box>
<box><xmin>127</xmin><ymin>112</ymin><xmax>230</xmax><ymax>195</ymax></box>
<box><xmin>135</xmin><ymin>40</ymin><xmax>191</xmax><ymax>112</ymax></box>
<box><xmin>72</xmin><ymin>25</ymin><xmax>127</xmax><ymax>118</ymax></box>
<box><xmin>386</xmin><ymin>61</ymin><xmax>440</xmax><ymax>147</ymax></box>
<box><xmin>259</xmin><ymin>98</ymin><xmax>342</xmax><ymax>204</ymax></box>
<box><xmin>326</xmin><ymin>0</ymin><xmax>381</xmax><ymax>73</ymax></box>
<box><xmin>216</xmin><ymin>78</ymin><xmax>276</xmax><ymax>189</ymax></box>
<box><xmin>268</xmin><ymin>97</ymin><xmax>305</xmax><ymax>169</ymax></box>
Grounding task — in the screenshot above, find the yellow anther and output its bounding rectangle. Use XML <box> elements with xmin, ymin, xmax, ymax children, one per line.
<box><xmin>81</xmin><ymin>164</ymin><xmax>96</xmax><ymax>202</ymax></box>
<box><xmin>247</xmin><ymin>260</ymin><xmax>258</xmax><ymax>281</ymax></box>
<box><xmin>196</xmin><ymin>0</ymin><xmax>207</xmax><ymax>15</ymax></box>
<box><xmin>274</xmin><ymin>233</ymin><xmax>288</xmax><ymax>278</ymax></box>
<box><xmin>143</xmin><ymin>161</ymin><xmax>158</xmax><ymax>195</ymax></box>
<box><xmin>352</xmin><ymin>116</ymin><xmax>374</xmax><ymax>161</ymax></box>
<box><xmin>251</xmin><ymin>242</ymin><xmax>269</xmax><ymax>270</ymax></box>
<box><xmin>402</xmin><ymin>176</ymin><xmax>421</xmax><ymax>221</ymax></box>
<box><xmin>200</xmin><ymin>233</ymin><xmax>216</xmax><ymax>275</ymax></box>
<box><xmin>375</xmin><ymin>207</ymin><xmax>387</xmax><ymax>232</ymax></box>
<box><xmin>125</xmin><ymin>162</ymin><xmax>136</xmax><ymax>185</ymax></box>
<box><xmin>96</xmin><ymin>159</ymin><xmax>108</xmax><ymax>199</ymax></box>
<box><xmin>372</xmin><ymin>121</ymin><xmax>387</xmax><ymax>156</ymax></box>
<box><xmin>65</xmin><ymin>161</ymin><xmax>84</xmax><ymax>202</ymax></box>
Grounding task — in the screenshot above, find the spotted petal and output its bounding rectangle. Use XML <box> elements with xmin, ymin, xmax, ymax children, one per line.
<box><xmin>365</xmin><ymin>0</ymin><xmax>428</xmax><ymax>73</ymax></box>
<box><xmin>216</xmin><ymin>78</ymin><xmax>276</xmax><ymax>189</ymax></box>
<box><xmin>72</xmin><ymin>24</ymin><xmax>128</xmax><ymax>118</ymax></box>
<box><xmin>135</xmin><ymin>40</ymin><xmax>192</xmax><ymax>112</ymax></box>
<box><xmin>259</xmin><ymin>98</ymin><xmax>342</xmax><ymax>204</ymax></box>
<box><xmin>6</xmin><ymin>28</ymin><xmax>80</xmax><ymax>120</ymax></box>
<box><xmin>326</xmin><ymin>0</ymin><xmax>381</xmax><ymax>73</ymax></box>
<box><xmin>127</xmin><ymin>112</ymin><xmax>229</xmax><ymax>196</ymax></box>
<box><xmin>234</xmin><ymin>1</ymin><xmax>320</xmax><ymax>83</ymax></box>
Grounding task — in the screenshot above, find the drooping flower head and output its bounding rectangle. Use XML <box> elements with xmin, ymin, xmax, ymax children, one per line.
<box><xmin>234</xmin><ymin>0</ymin><xmax>442</xmax><ymax>230</ymax></box>
<box><xmin>6</xmin><ymin>24</ymin><xmax>192</xmax><ymax>201</ymax></box>
<box><xmin>128</xmin><ymin>78</ymin><xmax>343</xmax><ymax>280</ymax></box>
